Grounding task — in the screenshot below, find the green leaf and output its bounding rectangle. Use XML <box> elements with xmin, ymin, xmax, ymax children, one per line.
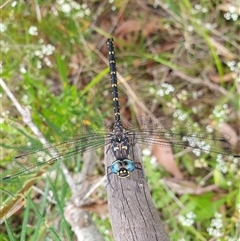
<box><xmin>213</xmin><ymin>169</ymin><xmax>227</xmax><ymax>189</ymax></box>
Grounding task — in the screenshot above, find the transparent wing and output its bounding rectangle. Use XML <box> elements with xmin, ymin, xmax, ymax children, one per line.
<box><xmin>0</xmin><ymin>121</ymin><xmax>113</xmax><ymax>181</ymax></box>
<box><xmin>126</xmin><ymin>117</ymin><xmax>239</xmax><ymax>157</ymax></box>
<box><xmin>1</xmin><ymin>117</ymin><xmax>239</xmax><ymax>181</ymax></box>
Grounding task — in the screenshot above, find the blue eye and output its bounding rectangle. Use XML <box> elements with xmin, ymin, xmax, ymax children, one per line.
<box><xmin>110</xmin><ymin>159</ymin><xmax>134</xmax><ymax>174</ymax></box>
<box><xmin>108</xmin><ymin>159</ymin><xmax>139</xmax><ymax>179</ymax></box>
<box><xmin>110</xmin><ymin>160</ymin><xmax>123</xmax><ymax>174</ymax></box>
<box><xmin>123</xmin><ymin>160</ymin><xmax>135</xmax><ymax>172</ymax></box>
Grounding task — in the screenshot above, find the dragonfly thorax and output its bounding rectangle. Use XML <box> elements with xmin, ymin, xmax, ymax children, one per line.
<box><xmin>111</xmin><ymin>122</ymin><xmax>131</xmax><ymax>159</ymax></box>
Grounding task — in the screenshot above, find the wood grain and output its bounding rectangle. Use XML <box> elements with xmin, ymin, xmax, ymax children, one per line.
<box><xmin>105</xmin><ymin>141</ymin><xmax>169</xmax><ymax>241</ymax></box>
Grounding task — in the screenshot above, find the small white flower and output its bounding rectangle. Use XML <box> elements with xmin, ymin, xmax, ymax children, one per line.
<box><xmin>57</xmin><ymin>0</ymin><xmax>64</xmax><ymax>5</ymax></box>
<box><xmin>194</xmin><ymin>4</ymin><xmax>201</xmax><ymax>10</ymax></box>
<box><xmin>0</xmin><ymin>23</ymin><xmax>7</xmax><ymax>32</ymax></box>
<box><xmin>71</xmin><ymin>1</ymin><xmax>80</xmax><ymax>10</ymax></box>
<box><xmin>205</xmin><ymin>23</ymin><xmax>212</xmax><ymax>29</ymax></box>
<box><xmin>41</xmin><ymin>44</ymin><xmax>55</xmax><ymax>56</ymax></box>
<box><xmin>229</xmin><ymin>6</ymin><xmax>236</xmax><ymax>13</ymax></box>
<box><xmin>36</xmin><ymin>60</ymin><xmax>42</xmax><ymax>69</ymax></box>
<box><xmin>11</xmin><ymin>1</ymin><xmax>17</xmax><ymax>7</ymax></box>
<box><xmin>178</xmin><ymin>212</ymin><xmax>196</xmax><ymax>227</ymax></box>
<box><xmin>0</xmin><ymin>118</ymin><xmax>5</xmax><ymax>124</ymax></box>
<box><xmin>149</xmin><ymin>87</ymin><xmax>155</xmax><ymax>94</ymax></box>
<box><xmin>21</xmin><ymin>95</ymin><xmax>29</xmax><ymax>104</ymax></box>
<box><xmin>81</xmin><ymin>3</ymin><xmax>87</xmax><ymax>9</ymax></box>
<box><xmin>75</xmin><ymin>11</ymin><xmax>84</xmax><ymax>18</ymax></box>
<box><xmin>34</xmin><ymin>50</ymin><xmax>43</xmax><ymax>58</ymax></box>
<box><xmin>206</xmin><ymin>125</ymin><xmax>213</xmax><ymax>133</ymax></box>
<box><xmin>231</xmin><ymin>13</ymin><xmax>238</xmax><ymax>21</ymax></box>
<box><xmin>142</xmin><ymin>148</ymin><xmax>151</xmax><ymax>156</ymax></box>
<box><xmin>26</xmin><ymin>142</ymin><xmax>31</xmax><ymax>147</ymax></box>
<box><xmin>157</xmin><ymin>89</ymin><xmax>164</xmax><ymax>96</ymax></box>
<box><xmin>61</xmin><ymin>3</ymin><xmax>71</xmax><ymax>14</ymax></box>
<box><xmin>192</xmin><ymin>148</ymin><xmax>201</xmax><ymax>156</ymax></box>
<box><xmin>207</xmin><ymin>212</ymin><xmax>223</xmax><ymax>238</ymax></box>
<box><xmin>224</xmin><ymin>12</ymin><xmax>231</xmax><ymax>20</ymax></box>
<box><xmin>28</xmin><ymin>26</ymin><xmax>38</xmax><ymax>36</ymax></box>
<box><xmin>150</xmin><ymin>156</ymin><xmax>157</xmax><ymax>166</ymax></box>
<box><xmin>20</xmin><ymin>65</ymin><xmax>27</xmax><ymax>74</ymax></box>
<box><xmin>44</xmin><ymin>57</ymin><xmax>52</xmax><ymax>67</ymax></box>
<box><xmin>84</xmin><ymin>8</ymin><xmax>91</xmax><ymax>16</ymax></box>
<box><xmin>187</xmin><ymin>25</ymin><xmax>193</xmax><ymax>32</ymax></box>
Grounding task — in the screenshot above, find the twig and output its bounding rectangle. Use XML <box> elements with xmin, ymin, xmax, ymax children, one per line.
<box><xmin>172</xmin><ymin>70</ymin><xmax>229</xmax><ymax>96</ymax></box>
<box><xmin>81</xmin><ymin>176</ymin><xmax>106</xmax><ymax>203</ymax></box>
<box><xmin>0</xmin><ymin>0</ymin><xmax>12</xmax><ymax>8</ymax></box>
<box><xmin>32</xmin><ymin>186</ymin><xmax>57</xmax><ymax>205</ymax></box>
<box><xmin>160</xmin><ymin>179</ymin><xmax>185</xmax><ymax>209</ymax></box>
<box><xmin>64</xmin><ymin>151</ymin><xmax>105</xmax><ymax>241</ymax></box>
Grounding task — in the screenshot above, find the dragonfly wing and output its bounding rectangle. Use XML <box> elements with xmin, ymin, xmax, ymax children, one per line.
<box><xmin>0</xmin><ymin>132</ymin><xmax>111</xmax><ymax>181</ymax></box>
<box><xmin>126</xmin><ymin>117</ymin><xmax>236</xmax><ymax>156</ymax></box>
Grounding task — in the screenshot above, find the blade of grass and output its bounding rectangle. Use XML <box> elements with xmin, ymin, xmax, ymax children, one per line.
<box><xmin>81</xmin><ymin>67</ymin><xmax>109</xmax><ymax>96</ymax></box>
<box><xmin>28</xmin><ymin>197</ymin><xmax>62</xmax><ymax>241</ymax></box>
<box><xmin>143</xmin><ymin>53</ymin><xmax>184</xmax><ymax>71</ymax></box>
<box><xmin>32</xmin><ymin>180</ymin><xmax>51</xmax><ymax>241</ymax></box>
<box><xmin>47</xmin><ymin>173</ymin><xmax>72</xmax><ymax>240</ymax></box>
<box><xmin>5</xmin><ymin>219</ymin><xmax>17</xmax><ymax>241</ymax></box>
<box><xmin>56</xmin><ymin>54</ymin><xmax>68</xmax><ymax>84</ymax></box>
<box><xmin>20</xmin><ymin>193</ymin><xmax>31</xmax><ymax>241</ymax></box>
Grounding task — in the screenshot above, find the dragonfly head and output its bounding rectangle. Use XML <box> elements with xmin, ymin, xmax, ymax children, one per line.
<box><xmin>117</xmin><ymin>168</ymin><xmax>130</xmax><ymax>178</ymax></box>
<box><xmin>110</xmin><ymin>159</ymin><xmax>135</xmax><ymax>178</ymax></box>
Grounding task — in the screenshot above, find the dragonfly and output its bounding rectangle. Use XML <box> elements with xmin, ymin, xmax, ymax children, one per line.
<box><xmin>0</xmin><ymin>38</ymin><xmax>239</xmax><ymax>182</ymax></box>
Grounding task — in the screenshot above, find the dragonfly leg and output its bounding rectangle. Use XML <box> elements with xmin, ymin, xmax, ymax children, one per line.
<box><xmin>106</xmin><ymin>166</ymin><xmax>116</xmax><ymax>194</ymax></box>
<box><xmin>106</xmin><ymin>144</ymin><xmax>111</xmax><ymax>155</ymax></box>
<box><xmin>130</xmin><ymin>132</ymin><xmax>137</xmax><ymax>146</ymax></box>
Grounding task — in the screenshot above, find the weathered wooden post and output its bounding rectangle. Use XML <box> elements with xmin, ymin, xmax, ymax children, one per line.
<box><xmin>105</xmin><ymin>142</ymin><xmax>169</xmax><ymax>241</ymax></box>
